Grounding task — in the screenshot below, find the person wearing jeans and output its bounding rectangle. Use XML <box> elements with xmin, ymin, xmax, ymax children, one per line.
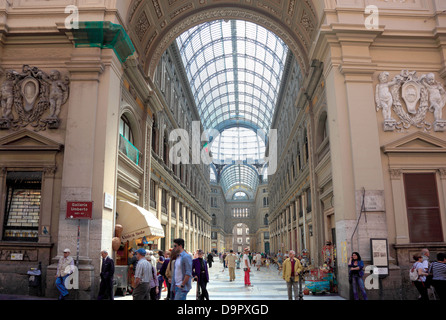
<box><xmin>171</xmin><ymin>238</ymin><xmax>192</xmax><ymax>300</ymax></box>
<box><xmin>55</xmin><ymin>248</ymin><xmax>74</xmax><ymax>300</ymax></box>
<box><xmin>282</xmin><ymin>250</ymin><xmax>303</xmax><ymax>300</ymax></box>
<box><xmin>348</xmin><ymin>252</ymin><xmax>368</xmax><ymax>300</ymax></box>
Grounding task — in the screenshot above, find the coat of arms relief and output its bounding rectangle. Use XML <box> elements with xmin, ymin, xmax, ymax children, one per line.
<box><xmin>0</xmin><ymin>65</ymin><xmax>70</xmax><ymax>131</ymax></box>
<box><xmin>375</xmin><ymin>70</ymin><xmax>446</xmax><ymax>132</ymax></box>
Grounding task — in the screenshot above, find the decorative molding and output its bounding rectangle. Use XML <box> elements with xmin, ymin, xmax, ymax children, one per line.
<box><xmin>128</xmin><ymin>0</ymin><xmax>143</xmax><ymax>22</ymax></box>
<box><xmin>389</xmin><ymin>169</ymin><xmax>402</xmax><ymax>180</ymax></box>
<box><xmin>0</xmin><ymin>65</ymin><xmax>69</xmax><ymax>131</ymax></box>
<box><xmin>145</xmin><ymin>7</ymin><xmax>311</xmax><ymax>78</ymax></box>
<box><xmin>375</xmin><ymin>70</ymin><xmax>446</xmax><ymax>132</ymax></box>
<box><xmin>382</xmin><ymin>131</ymin><xmax>446</xmax><ymax>154</ymax></box>
<box><xmin>135</xmin><ymin>11</ymin><xmax>150</xmax><ymax>41</ymax></box>
<box><xmin>300</xmin><ymin>10</ymin><xmax>314</xmax><ymax>34</ymax></box>
<box><xmin>44</xmin><ymin>166</ymin><xmax>57</xmax><ymax>176</ymax></box>
<box><xmin>439</xmin><ymin>168</ymin><xmax>446</xmax><ymax>180</ymax></box>
<box><xmin>152</xmin><ymin>0</ymin><xmax>164</xmax><ymax>19</ymax></box>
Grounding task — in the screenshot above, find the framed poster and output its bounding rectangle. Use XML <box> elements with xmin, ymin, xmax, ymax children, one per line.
<box><xmin>370</xmin><ymin>238</ymin><xmax>389</xmax><ymax>267</ymax></box>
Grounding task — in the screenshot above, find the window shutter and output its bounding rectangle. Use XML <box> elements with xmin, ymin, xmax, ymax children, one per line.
<box><xmin>404</xmin><ymin>173</ymin><xmax>443</xmax><ymax>243</ymax></box>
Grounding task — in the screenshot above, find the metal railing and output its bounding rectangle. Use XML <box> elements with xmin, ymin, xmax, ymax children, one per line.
<box><xmin>119</xmin><ymin>134</ymin><xmax>142</xmax><ymax>166</ymax></box>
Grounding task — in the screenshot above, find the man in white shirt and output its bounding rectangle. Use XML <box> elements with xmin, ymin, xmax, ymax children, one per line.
<box><xmin>132</xmin><ymin>248</ymin><xmax>153</xmax><ymax>300</ymax></box>
<box><xmin>243</xmin><ymin>248</ymin><xmax>253</xmax><ymax>287</ymax></box>
<box><xmin>255</xmin><ymin>252</ymin><xmax>262</xmax><ymax>271</ymax></box>
<box><xmin>55</xmin><ymin>248</ymin><xmax>74</xmax><ymax>300</ymax></box>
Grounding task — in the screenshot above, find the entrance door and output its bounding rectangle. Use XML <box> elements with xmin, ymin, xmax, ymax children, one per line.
<box><xmin>264</xmin><ymin>242</ymin><xmax>270</xmax><ymax>254</ymax></box>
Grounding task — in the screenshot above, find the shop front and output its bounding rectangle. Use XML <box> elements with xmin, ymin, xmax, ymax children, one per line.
<box><xmin>114</xmin><ymin>200</ymin><xmax>164</xmax><ymax>295</ymax></box>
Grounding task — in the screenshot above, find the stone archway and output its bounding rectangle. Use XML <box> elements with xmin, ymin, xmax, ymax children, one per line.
<box><xmin>126</xmin><ymin>0</ymin><xmax>319</xmax><ymax>78</ymax></box>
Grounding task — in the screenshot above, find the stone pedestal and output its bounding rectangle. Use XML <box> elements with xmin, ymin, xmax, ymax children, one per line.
<box><xmin>383</xmin><ymin>119</ymin><xmax>397</xmax><ymax>132</ymax></box>
<box><xmin>46</xmin><ymin>255</ymin><xmax>95</xmax><ymax>300</ymax></box>
<box><xmin>434</xmin><ymin>120</ymin><xmax>446</xmax><ymax>132</ymax></box>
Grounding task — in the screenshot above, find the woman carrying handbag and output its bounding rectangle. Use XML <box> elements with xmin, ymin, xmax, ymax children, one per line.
<box><xmin>411</xmin><ymin>255</ymin><xmax>429</xmax><ymax>300</ymax></box>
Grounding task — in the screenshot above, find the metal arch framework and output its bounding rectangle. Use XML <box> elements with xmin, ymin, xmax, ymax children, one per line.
<box><xmin>210</xmin><ymin>164</ymin><xmax>218</xmax><ymax>182</ymax></box>
<box><xmin>204</xmin><ymin>100</ymin><xmax>270</xmax><ymax>131</ymax></box>
<box><xmin>232</xmin><ymin>191</ymin><xmax>249</xmax><ymax>200</ymax></box>
<box><xmin>189</xmin><ymin>52</ymin><xmax>283</xmax><ymax>88</ymax></box>
<box><xmin>176</xmin><ymin>19</ymin><xmax>289</xmax><ymax>134</ymax></box>
<box><xmin>220</xmin><ymin>164</ymin><xmax>260</xmax><ymax>195</ymax></box>
<box><xmin>198</xmin><ymin>80</ymin><xmax>276</xmax><ymax>113</ymax></box>
<box><xmin>209</xmin><ymin>127</ymin><xmax>266</xmax><ymax>165</ymax></box>
<box><xmin>176</xmin><ymin>19</ymin><xmax>289</xmax><ymax>194</ymax></box>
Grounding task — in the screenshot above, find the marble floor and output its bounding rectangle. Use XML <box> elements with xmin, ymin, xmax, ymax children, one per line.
<box><xmin>115</xmin><ymin>259</ymin><xmax>345</xmax><ymax>300</ymax></box>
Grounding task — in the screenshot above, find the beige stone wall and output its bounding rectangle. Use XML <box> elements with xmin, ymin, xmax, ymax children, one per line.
<box><xmin>313</xmin><ymin>0</ymin><xmax>446</xmax><ymax>299</ymax></box>
<box><xmin>0</xmin><ymin>0</ymin><xmax>445</xmax><ymax>300</ymax></box>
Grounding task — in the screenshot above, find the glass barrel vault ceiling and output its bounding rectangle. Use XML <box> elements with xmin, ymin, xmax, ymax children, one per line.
<box><xmin>220</xmin><ymin>164</ymin><xmax>260</xmax><ymax>196</ymax></box>
<box><xmin>176</xmin><ymin>20</ymin><xmax>289</xmax><ymax>194</ymax></box>
<box><xmin>176</xmin><ymin>20</ymin><xmax>289</xmax><ymax>134</ymax></box>
<box><xmin>210</xmin><ymin>127</ymin><xmax>266</xmax><ymax>164</ymax></box>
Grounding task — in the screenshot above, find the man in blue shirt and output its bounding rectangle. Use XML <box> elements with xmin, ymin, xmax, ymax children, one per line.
<box><xmin>171</xmin><ymin>238</ymin><xmax>192</xmax><ymax>300</ymax></box>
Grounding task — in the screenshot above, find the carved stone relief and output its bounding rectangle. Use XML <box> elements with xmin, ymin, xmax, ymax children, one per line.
<box><xmin>0</xmin><ymin>65</ymin><xmax>69</xmax><ymax>131</ymax></box>
<box><xmin>375</xmin><ymin>70</ymin><xmax>446</xmax><ymax>132</ymax></box>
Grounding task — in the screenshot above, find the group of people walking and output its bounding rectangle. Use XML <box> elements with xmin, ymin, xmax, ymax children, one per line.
<box><xmin>55</xmin><ymin>248</ymin><xmax>115</xmax><ymax>300</ymax></box>
<box><xmin>54</xmin><ymin>245</ymin><xmax>307</xmax><ymax>300</ymax></box>
<box><xmin>411</xmin><ymin>248</ymin><xmax>446</xmax><ymax>300</ymax></box>
<box><xmin>134</xmin><ymin>238</ymin><xmax>210</xmax><ymax>300</ymax></box>
<box><xmin>57</xmin><ymin>244</ymin><xmax>446</xmax><ymax>301</ymax></box>
<box><xmin>346</xmin><ymin>248</ymin><xmax>446</xmax><ymax>301</ymax></box>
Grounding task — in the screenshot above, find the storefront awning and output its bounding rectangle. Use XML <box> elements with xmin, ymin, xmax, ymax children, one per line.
<box><xmin>116</xmin><ymin>200</ymin><xmax>164</xmax><ymax>242</ymax></box>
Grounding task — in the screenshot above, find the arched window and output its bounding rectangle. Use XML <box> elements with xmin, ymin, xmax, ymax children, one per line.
<box><xmin>304</xmin><ymin>131</ymin><xmax>309</xmax><ymax>162</ymax></box>
<box><xmin>233</xmin><ymin>191</ymin><xmax>248</xmax><ymax>201</ymax></box>
<box><xmin>151</xmin><ymin>115</ymin><xmax>158</xmax><ymax>154</ymax></box>
<box><xmin>291</xmin><ymin>157</ymin><xmax>295</xmax><ymax>179</ymax></box>
<box><xmin>120</xmin><ymin>115</ymin><xmax>134</xmax><ymax>145</ymax></box>
<box><xmin>297</xmin><ymin>146</ymin><xmax>302</xmax><ymax>170</ymax></box>
<box><xmin>163</xmin><ymin>131</ymin><xmax>169</xmax><ymax>165</ymax></box>
<box><xmin>119</xmin><ymin>114</ymin><xmax>141</xmax><ymax>165</ymax></box>
<box><xmin>263</xmin><ymin>197</ymin><xmax>269</xmax><ymax>207</ymax></box>
<box><xmin>317</xmin><ymin>112</ymin><xmax>329</xmax><ymax>145</ymax></box>
<box><xmin>323</xmin><ymin>116</ymin><xmax>329</xmax><ymax>141</ymax></box>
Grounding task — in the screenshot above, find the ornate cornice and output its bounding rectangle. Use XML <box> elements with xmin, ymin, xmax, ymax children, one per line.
<box><xmin>126</xmin><ymin>0</ymin><xmax>318</xmax><ymax>78</ymax></box>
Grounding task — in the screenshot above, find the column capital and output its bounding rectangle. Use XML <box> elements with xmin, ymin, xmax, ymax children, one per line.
<box><xmin>65</xmin><ymin>48</ymin><xmax>105</xmax><ymax>82</ymax></box>
<box><xmin>389</xmin><ymin>169</ymin><xmax>403</xmax><ymax>180</ymax></box>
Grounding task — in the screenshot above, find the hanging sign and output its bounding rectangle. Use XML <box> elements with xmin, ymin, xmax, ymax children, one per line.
<box><xmin>66</xmin><ymin>201</ymin><xmax>93</xmax><ymax>220</ymax></box>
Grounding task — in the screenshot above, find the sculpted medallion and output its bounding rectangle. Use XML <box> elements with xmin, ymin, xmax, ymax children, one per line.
<box><xmin>0</xmin><ymin>65</ymin><xmax>70</xmax><ymax>131</ymax></box>
<box><xmin>375</xmin><ymin>70</ymin><xmax>446</xmax><ymax>132</ymax></box>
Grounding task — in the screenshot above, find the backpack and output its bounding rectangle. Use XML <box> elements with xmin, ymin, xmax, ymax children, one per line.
<box><xmin>409</xmin><ymin>265</ymin><xmax>419</xmax><ymax>281</ymax></box>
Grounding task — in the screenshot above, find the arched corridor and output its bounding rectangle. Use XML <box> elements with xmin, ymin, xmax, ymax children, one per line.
<box><xmin>0</xmin><ymin>0</ymin><xmax>445</xmax><ymax>302</ymax></box>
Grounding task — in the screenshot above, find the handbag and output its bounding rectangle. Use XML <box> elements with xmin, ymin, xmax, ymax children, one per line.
<box><xmin>409</xmin><ymin>264</ymin><xmax>419</xmax><ymax>282</ymax></box>
<box><xmin>425</xmin><ymin>262</ymin><xmax>435</xmax><ymax>288</ymax></box>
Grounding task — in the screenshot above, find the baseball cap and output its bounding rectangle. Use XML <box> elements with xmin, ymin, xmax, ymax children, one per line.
<box><xmin>63</xmin><ymin>248</ymin><xmax>71</xmax><ymax>253</ymax></box>
<box><xmin>136</xmin><ymin>248</ymin><xmax>146</xmax><ymax>256</ymax></box>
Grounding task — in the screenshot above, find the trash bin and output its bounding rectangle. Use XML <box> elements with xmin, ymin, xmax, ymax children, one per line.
<box><xmin>27</xmin><ymin>262</ymin><xmax>42</xmax><ymax>296</ymax></box>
